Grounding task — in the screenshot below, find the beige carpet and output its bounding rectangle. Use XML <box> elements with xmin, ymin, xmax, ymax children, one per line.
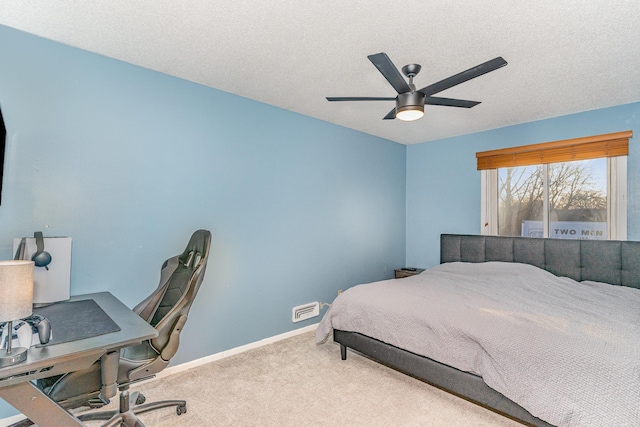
<box><xmin>74</xmin><ymin>331</ymin><xmax>523</xmax><ymax>426</ymax></box>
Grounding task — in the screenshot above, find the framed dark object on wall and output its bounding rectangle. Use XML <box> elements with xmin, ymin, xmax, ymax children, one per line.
<box><xmin>0</xmin><ymin>105</ymin><xmax>4</xmax><ymax>205</ymax></box>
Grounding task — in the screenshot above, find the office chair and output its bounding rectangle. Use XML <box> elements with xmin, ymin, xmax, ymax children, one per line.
<box><xmin>29</xmin><ymin>229</ymin><xmax>212</xmax><ymax>427</ymax></box>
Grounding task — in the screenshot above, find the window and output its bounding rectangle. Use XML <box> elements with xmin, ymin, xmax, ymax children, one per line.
<box><xmin>478</xmin><ymin>131</ymin><xmax>631</xmax><ymax>240</ymax></box>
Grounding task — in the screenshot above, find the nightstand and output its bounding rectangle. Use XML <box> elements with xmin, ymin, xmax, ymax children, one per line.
<box><xmin>394</xmin><ymin>268</ymin><xmax>425</xmax><ymax>279</ymax></box>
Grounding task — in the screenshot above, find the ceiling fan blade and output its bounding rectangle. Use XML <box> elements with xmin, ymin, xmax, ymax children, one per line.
<box><xmin>368</xmin><ymin>53</ymin><xmax>412</xmax><ymax>94</ymax></box>
<box><xmin>382</xmin><ymin>108</ymin><xmax>397</xmax><ymax>120</ymax></box>
<box><xmin>424</xmin><ymin>97</ymin><xmax>481</xmax><ymax>108</ymax></box>
<box><xmin>418</xmin><ymin>57</ymin><xmax>507</xmax><ymax>97</ymax></box>
<box><xmin>326</xmin><ymin>97</ymin><xmax>396</xmax><ymax>102</ymax></box>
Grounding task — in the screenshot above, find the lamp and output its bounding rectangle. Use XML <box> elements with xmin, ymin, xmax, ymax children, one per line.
<box><xmin>0</xmin><ymin>260</ymin><xmax>34</xmax><ymax>368</ymax></box>
<box><xmin>395</xmin><ymin>91</ymin><xmax>425</xmax><ymax>122</ymax></box>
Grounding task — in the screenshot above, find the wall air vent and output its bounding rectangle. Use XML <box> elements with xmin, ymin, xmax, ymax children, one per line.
<box><xmin>292</xmin><ymin>302</ymin><xmax>320</xmax><ymax>323</ymax></box>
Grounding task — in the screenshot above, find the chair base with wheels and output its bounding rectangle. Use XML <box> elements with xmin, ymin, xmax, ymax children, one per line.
<box><xmin>77</xmin><ymin>388</ymin><xmax>186</xmax><ymax>427</ymax></box>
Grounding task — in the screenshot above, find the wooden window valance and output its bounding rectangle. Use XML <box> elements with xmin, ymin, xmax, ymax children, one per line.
<box><xmin>476</xmin><ymin>130</ymin><xmax>632</xmax><ymax>170</ymax></box>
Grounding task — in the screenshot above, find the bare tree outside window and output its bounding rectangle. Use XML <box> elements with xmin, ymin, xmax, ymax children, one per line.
<box><xmin>498</xmin><ymin>159</ymin><xmax>607</xmax><ymax>239</ymax></box>
<box><xmin>498</xmin><ymin>166</ymin><xmax>543</xmax><ymax>236</ymax></box>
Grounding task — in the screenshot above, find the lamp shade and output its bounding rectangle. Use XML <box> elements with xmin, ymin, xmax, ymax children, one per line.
<box><xmin>0</xmin><ymin>260</ymin><xmax>34</xmax><ymax>321</ymax></box>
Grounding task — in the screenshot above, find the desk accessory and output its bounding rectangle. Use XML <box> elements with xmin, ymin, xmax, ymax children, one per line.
<box><xmin>13</xmin><ymin>234</ymin><xmax>72</xmax><ymax>305</ymax></box>
<box><xmin>23</xmin><ymin>314</ymin><xmax>52</xmax><ymax>345</ymax></box>
<box><xmin>0</xmin><ymin>260</ymin><xmax>34</xmax><ymax>367</ymax></box>
<box><xmin>31</xmin><ymin>232</ymin><xmax>52</xmax><ymax>270</ymax></box>
<box><xmin>34</xmin><ymin>299</ymin><xmax>119</xmax><ymax>345</ymax></box>
<box><xmin>1</xmin><ymin>315</ymin><xmax>51</xmax><ymax>348</ymax></box>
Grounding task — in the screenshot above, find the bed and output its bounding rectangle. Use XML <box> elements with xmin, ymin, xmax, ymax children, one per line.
<box><xmin>316</xmin><ymin>234</ymin><xmax>640</xmax><ymax>427</ymax></box>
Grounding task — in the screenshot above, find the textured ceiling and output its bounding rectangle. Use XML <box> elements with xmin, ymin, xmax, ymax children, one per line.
<box><xmin>1</xmin><ymin>1</ymin><xmax>640</xmax><ymax>144</ymax></box>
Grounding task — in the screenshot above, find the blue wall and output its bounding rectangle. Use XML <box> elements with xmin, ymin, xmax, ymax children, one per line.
<box><xmin>406</xmin><ymin>102</ymin><xmax>640</xmax><ymax>268</ymax></box>
<box><xmin>0</xmin><ymin>25</ymin><xmax>406</xmax><ymax>418</ymax></box>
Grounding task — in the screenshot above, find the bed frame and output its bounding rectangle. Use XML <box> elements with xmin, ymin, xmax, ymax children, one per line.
<box><xmin>334</xmin><ymin>234</ymin><xmax>640</xmax><ymax>427</ymax></box>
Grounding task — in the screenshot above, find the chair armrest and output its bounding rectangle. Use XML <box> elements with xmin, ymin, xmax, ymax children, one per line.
<box><xmin>158</xmin><ymin>314</ymin><xmax>187</xmax><ymax>361</ymax></box>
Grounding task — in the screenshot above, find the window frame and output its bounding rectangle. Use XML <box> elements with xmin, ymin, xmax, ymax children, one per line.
<box><xmin>481</xmin><ymin>156</ymin><xmax>627</xmax><ymax>240</ymax></box>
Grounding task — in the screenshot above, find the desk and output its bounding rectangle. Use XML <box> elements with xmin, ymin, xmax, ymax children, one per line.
<box><xmin>0</xmin><ymin>292</ymin><xmax>158</xmax><ymax>427</ymax></box>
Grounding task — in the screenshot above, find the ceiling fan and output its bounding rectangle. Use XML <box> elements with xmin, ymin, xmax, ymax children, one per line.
<box><xmin>326</xmin><ymin>53</ymin><xmax>507</xmax><ymax>121</ymax></box>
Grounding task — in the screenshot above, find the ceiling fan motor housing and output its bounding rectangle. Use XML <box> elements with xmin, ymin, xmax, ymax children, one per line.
<box><xmin>396</xmin><ymin>91</ymin><xmax>426</xmax><ymax>111</ymax></box>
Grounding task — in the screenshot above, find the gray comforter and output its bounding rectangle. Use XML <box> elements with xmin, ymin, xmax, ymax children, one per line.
<box><xmin>316</xmin><ymin>262</ymin><xmax>640</xmax><ymax>427</ymax></box>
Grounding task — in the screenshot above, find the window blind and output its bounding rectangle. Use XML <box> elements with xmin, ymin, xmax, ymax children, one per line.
<box><xmin>476</xmin><ymin>130</ymin><xmax>632</xmax><ymax>170</ymax></box>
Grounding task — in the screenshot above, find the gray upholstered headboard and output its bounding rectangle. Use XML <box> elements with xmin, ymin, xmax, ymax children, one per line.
<box><xmin>441</xmin><ymin>234</ymin><xmax>640</xmax><ymax>289</ymax></box>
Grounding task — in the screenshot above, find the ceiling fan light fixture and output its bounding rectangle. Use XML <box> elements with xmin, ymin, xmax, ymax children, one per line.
<box><xmin>396</xmin><ymin>92</ymin><xmax>425</xmax><ymax>121</ymax></box>
<box><xmin>396</xmin><ymin>105</ymin><xmax>424</xmax><ymax>121</ymax></box>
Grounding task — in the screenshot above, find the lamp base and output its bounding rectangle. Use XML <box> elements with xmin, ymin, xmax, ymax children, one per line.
<box><xmin>0</xmin><ymin>347</ymin><xmax>28</xmax><ymax>368</ymax></box>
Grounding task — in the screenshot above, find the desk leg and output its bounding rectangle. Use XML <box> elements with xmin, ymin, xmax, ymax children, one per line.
<box><xmin>0</xmin><ymin>381</ymin><xmax>86</xmax><ymax>427</ymax></box>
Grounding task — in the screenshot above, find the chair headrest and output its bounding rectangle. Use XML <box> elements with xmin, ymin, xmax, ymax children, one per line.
<box><xmin>179</xmin><ymin>229</ymin><xmax>211</xmax><ymax>270</ymax></box>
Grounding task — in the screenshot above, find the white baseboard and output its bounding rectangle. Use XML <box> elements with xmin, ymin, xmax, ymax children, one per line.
<box><xmin>0</xmin><ymin>414</ymin><xmax>25</xmax><ymax>427</ymax></box>
<box><xmin>156</xmin><ymin>323</ymin><xmax>318</xmax><ymax>379</ymax></box>
<box><xmin>0</xmin><ymin>323</ymin><xmax>318</xmax><ymax>427</ymax></box>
